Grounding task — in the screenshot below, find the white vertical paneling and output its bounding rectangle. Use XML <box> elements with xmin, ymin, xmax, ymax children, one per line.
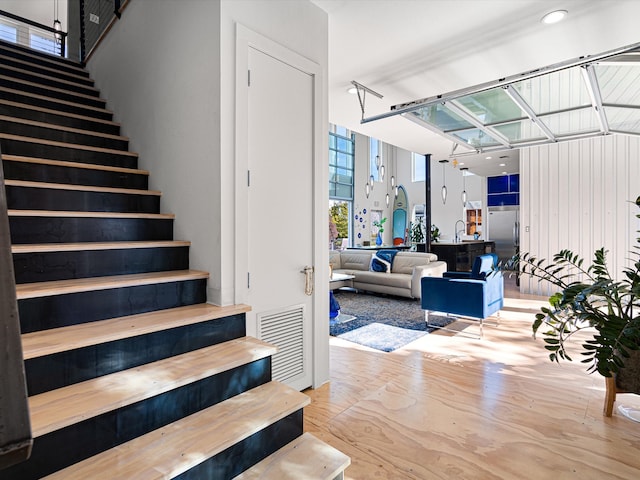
<box><xmin>521</xmin><ymin>135</ymin><xmax>640</xmax><ymax>296</ymax></box>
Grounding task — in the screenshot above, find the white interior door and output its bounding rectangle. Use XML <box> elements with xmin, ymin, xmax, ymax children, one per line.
<box><xmin>247</xmin><ymin>46</ymin><xmax>314</xmax><ymax>391</ymax></box>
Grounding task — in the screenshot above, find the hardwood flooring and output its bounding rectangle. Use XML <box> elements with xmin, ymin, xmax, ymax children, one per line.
<box><xmin>303</xmin><ymin>277</ymin><xmax>640</xmax><ymax>479</ymax></box>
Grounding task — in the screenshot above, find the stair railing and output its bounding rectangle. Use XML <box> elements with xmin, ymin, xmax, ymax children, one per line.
<box><xmin>0</xmin><ymin>149</ymin><xmax>33</xmax><ymax>471</ymax></box>
<box><xmin>0</xmin><ymin>9</ymin><xmax>67</xmax><ymax>57</ymax></box>
<box><xmin>79</xmin><ymin>0</ymin><xmax>129</xmax><ymax>63</ymax></box>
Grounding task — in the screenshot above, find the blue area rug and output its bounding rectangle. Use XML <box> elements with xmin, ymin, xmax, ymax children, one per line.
<box><xmin>329</xmin><ymin>291</ymin><xmax>453</xmax><ymax>352</ymax></box>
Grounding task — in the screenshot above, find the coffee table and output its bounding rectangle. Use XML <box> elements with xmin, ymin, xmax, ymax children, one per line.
<box><xmin>330</xmin><ymin>273</ymin><xmax>355</xmax><ymax>290</ymax></box>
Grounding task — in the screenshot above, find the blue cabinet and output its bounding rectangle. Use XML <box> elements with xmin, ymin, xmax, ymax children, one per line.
<box><xmin>488</xmin><ymin>174</ymin><xmax>519</xmax><ymax>207</ymax></box>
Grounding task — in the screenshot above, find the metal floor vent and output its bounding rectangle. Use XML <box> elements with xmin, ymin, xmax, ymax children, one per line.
<box><xmin>257</xmin><ymin>304</ymin><xmax>305</xmax><ymax>384</ymax></box>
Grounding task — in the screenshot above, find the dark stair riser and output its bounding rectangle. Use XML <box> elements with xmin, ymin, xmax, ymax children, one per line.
<box><xmin>18</xmin><ymin>278</ymin><xmax>207</xmax><ymax>333</ymax></box>
<box><xmin>0</xmin><ymin>88</ymin><xmax>113</xmax><ymax>121</ymax></box>
<box><xmin>25</xmin><ymin>313</ymin><xmax>247</xmax><ymax>395</ymax></box>
<box><xmin>13</xmin><ymin>246</ymin><xmax>190</xmax><ymax>284</ymax></box>
<box><xmin>1</xmin><ymin>359</ymin><xmax>273</xmax><ymax>480</ymax></box>
<box><xmin>9</xmin><ymin>216</ymin><xmax>174</xmax><ymax>244</ymax></box>
<box><xmin>0</xmin><ymin>76</ymin><xmax>105</xmax><ymax>109</ymax></box>
<box><xmin>0</xmin><ymin>137</ymin><xmax>136</xmax><ymax>168</ymax></box>
<box><xmin>0</xmin><ymin>40</ymin><xmax>90</xmax><ymax>77</ymax></box>
<box><xmin>2</xmin><ymin>160</ymin><xmax>147</xmax><ymax>190</ymax></box>
<box><xmin>0</xmin><ymin>118</ymin><xmax>128</xmax><ymax>150</ymax></box>
<box><xmin>5</xmin><ymin>185</ymin><xmax>159</xmax><ymax>213</ymax></box>
<box><xmin>0</xmin><ymin>102</ymin><xmax>120</xmax><ymax>135</ymax></box>
<box><xmin>177</xmin><ymin>411</ymin><xmax>303</xmax><ymax>480</ymax></box>
<box><xmin>0</xmin><ymin>54</ymin><xmax>94</xmax><ymax>87</ymax></box>
<box><xmin>0</xmin><ymin>65</ymin><xmax>99</xmax><ymax>97</ymax></box>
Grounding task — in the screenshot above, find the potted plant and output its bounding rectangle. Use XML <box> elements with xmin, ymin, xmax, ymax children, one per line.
<box><xmin>430</xmin><ymin>224</ymin><xmax>440</xmax><ymax>243</ymax></box>
<box><xmin>505</xmin><ymin>197</ymin><xmax>640</xmax><ymax>416</ymax></box>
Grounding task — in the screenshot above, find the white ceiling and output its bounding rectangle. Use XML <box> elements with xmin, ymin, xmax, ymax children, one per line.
<box><xmin>311</xmin><ymin>0</ymin><xmax>640</xmax><ymax>176</ymax></box>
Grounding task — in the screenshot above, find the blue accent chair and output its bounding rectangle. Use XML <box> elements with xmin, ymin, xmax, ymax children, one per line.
<box><xmin>421</xmin><ymin>253</ymin><xmax>503</xmax><ymax>338</ymax></box>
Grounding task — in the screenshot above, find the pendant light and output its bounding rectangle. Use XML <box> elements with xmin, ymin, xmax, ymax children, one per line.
<box><xmin>439</xmin><ymin>159</ymin><xmax>449</xmax><ymax>204</ymax></box>
<box><xmin>460</xmin><ymin>167</ymin><xmax>469</xmax><ymax>206</ymax></box>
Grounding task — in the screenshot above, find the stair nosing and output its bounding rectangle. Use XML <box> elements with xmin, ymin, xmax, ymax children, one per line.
<box><xmin>29</xmin><ymin>337</ymin><xmax>279</xmax><ymax>438</ymax></box>
<box><xmin>0</xmin><ymin>52</ymin><xmax>94</xmax><ymax>84</ymax></box>
<box><xmin>12</xmin><ymin>240</ymin><xmax>190</xmax><ymax>254</ymax></box>
<box><xmin>0</xmin><ymin>98</ymin><xmax>119</xmax><ymax>126</ymax></box>
<box><xmin>41</xmin><ymin>381</ymin><xmax>309</xmax><ymax>480</ymax></box>
<box><xmin>2</xmin><ymin>154</ymin><xmax>148</xmax><ymax>175</ymax></box>
<box><xmin>0</xmin><ymin>86</ymin><xmax>113</xmax><ymax>115</ymax></box>
<box><xmin>0</xmin><ymin>73</ymin><xmax>104</xmax><ymax>103</ymax></box>
<box><xmin>8</xmin><ymin>209</ymin><xmax>175</xmax><ymax>219</ymax></box>
<box><xmin>5</xmin><ymin>179</ymin><xmax>161</xmax><ymax>196</ymax></box>
<box><xmin>22</xmin><ymin>303</ymin><xmax>252</xmax><ymax>360</ymax></box>
<box><xmin>0</xmin><ymin>63</ymin><xmax>99</xmax><ymax>94</ymax></box>
<box><xmin>16</xmin><ymin>269</ymin><xmax>209</xmax><ymax>300</ymax></box>
<box><xmin>0</xmin><ymin>133</ymin><xmax>137</xmax><ymax>157</ymax></box>
<box><xmin>0</xmin><ymin>115</ymin><xmax>129</xmax><ymax>141</ymax></box>
<box><xmin>0</xmin><ymin>42</ymin><xmax>87</xmax><ymax>75</ymax></box>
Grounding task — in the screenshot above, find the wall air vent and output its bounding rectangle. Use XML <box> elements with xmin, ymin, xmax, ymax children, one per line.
<box><xmin>257</xmin><ymin>304</ymin><xmax>305</xmax><ymax>384</ymax></box>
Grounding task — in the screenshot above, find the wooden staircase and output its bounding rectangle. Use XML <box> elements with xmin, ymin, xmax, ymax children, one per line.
<box><xmin>0</xmin><ymin>39</ymin><xmax>349</xmax><ymax>479</ymax></box>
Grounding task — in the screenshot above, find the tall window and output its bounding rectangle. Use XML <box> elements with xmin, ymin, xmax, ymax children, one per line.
<box><xmin>369</xmin><ymin>137</ymin><xmax>381</xmax><ymax>182</ymax></box>
<box><xmin>329</xmin><ymin>125</ymin><xmax>354</xmax><ymax>247</ymax></box>
<box><xmin>412</xmin><ymin>152</ymin><xmax>426</xmax><ymax>182</ymax></box>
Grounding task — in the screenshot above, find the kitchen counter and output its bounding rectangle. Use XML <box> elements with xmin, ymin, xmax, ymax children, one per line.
<box><xmin>429</xmin><ymin>241</ymin><xmax>495</xmax><ymax>272</ymax></box>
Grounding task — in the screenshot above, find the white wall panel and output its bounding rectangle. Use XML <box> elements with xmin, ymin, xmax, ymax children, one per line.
<box><xmin>521</xmin><ymin>135</ymin><xmax>639</xmax><ymax>296</ymax></box>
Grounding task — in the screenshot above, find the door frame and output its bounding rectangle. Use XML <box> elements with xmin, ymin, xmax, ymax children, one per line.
<box><xmin>234</xmin><ymin>24</ymin><xmax>329</xmax><ymax>388</ymax></box>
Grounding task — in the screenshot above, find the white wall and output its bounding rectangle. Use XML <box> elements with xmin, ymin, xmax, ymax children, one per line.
<box><xmin>520</xmin><ymin>135</ymin><xmax>640</xmax><ymax>296</ymax></box>
<box><xmin>86</xmin><ymin>0</ymin><xmax>223</xmax><ymax>303</ymax></box>
<box><xmin>0</xmin><ymin>0</ymin><xmax>68</xmax><ymax>30</ymax></box>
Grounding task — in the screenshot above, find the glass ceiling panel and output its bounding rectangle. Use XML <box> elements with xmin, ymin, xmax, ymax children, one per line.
<box><xmin>595</xmin><ymin>64</ymin><xmax>640</xmax><ymax>106</ymax></box>
<box><xmin>456</xmin><ymin>87</ymin><xmax>523</xmax><ymax>125</ymax></box>
<box><xmin>491</xmin><ymin>119</ymin><xmax>547</xmax><ymax>144</ymax></box>
<box><xmin>450</xmin><ymin>128</ymin><xmax>502</xmax><ymax>148</ymax></box>
<box><xmin>539</xmin><ymin>107</ymin><xmax>600</xmax><ymax>137</ymax></box>
<box><xmin>410</xmin><ymin>103</ymin><xmax>474</xmax><ymax>131</ymax></box>
<box><xmin>605</xmin><ymin>106</ymin><xmax>640</xmax><ymax>133</ymax></box>
<box><xmin>511</xmin><ymin>67</ymin><xmax>591</xmax><ymax>115</ymax></box>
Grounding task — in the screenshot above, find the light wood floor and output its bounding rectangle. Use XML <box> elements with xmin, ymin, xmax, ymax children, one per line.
<box><xmin>303</xmin><ymin>277</ymin><xmax>640</xmax><ymax>479</ymax></box>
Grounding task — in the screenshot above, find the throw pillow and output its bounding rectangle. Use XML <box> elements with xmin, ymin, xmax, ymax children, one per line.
<box><xmin>370</xmin><ymin>253</ymin><xmax>391</xmax><ymax>273</ymax></box>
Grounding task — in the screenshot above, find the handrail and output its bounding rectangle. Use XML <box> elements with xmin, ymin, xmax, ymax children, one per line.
<box><xmin>81</xmin><ymin>0</ymin><xmax>129</xmax><ymax>63</ymax></box>
<box><xmin>0</xmin><ymin>148</ymin><xmax>33</xmax><ymax>470</ymax></box>
<box><xmin>0</xmin><ymin>9</ymin><xmax>67</xmax><ymax>57</ymax></box>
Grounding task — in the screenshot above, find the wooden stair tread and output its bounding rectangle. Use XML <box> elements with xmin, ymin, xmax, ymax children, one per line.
<box><xmin>0</xmin><ymin>98</ymin><xmax>119</xmax><ymax>127</ymax></box>
<box><xmin>0</xmin><ymin>133</ymin><xmax>137</xmax><ymax>156</ymax></box>
<box><xmin>0</xmin><ymin>115</ymin><xmax>129</xmax><ymax>141</ymax></box>
<box><xmin>29</xmin><ymin>337</ymin><xmax>279</xmax><ymax>437</ymax></box>
<box><xmin>0</xmin><ymin>63</ymin><xmax>99</xmax><ymax>93</ymax></box>
<box><xmin>0</xmin><ymin>43</ymin><xmax>87</xmax><ymax>75</ymax></box>
<box><xmin>43</xmin><ymin>381</ymin><xmax>309</xmax><ymax>480</ymax></box>
<box><xmin>0</xmin><ymin>86</ymin><xmax>113</xmax><ymax>115</ymax></box>
<box><xmin>233</xmin><ymin>433</ymin><xmax>350</xmax><ymax>480</ymax></box>
<box><xmin>0</xmin><ymin>74</ymin><xmax>103</xmax><ymax>103</ymax></box>
<box><xmin>22</xmin><ymin>303</ymin><xmax>251</xmax><ymax>360</ymax></box>
<box><xmin>5</xmin><ymin>179</ymin><xmax>160</xmax><ymax>196</ymax></box>
<box><xmin>0</xmin><ymin>52</ymin><xmax>93</xmax><ymax>84</ymax></box>
<box><xmin>12</xmin><ymin>240</ymin><xmax>190</xmax><ymax>254</ymax></box>
<box><xmin>2</xmin><ymin>154</ymin><xmax>148</xmax><ymax>175</ymax></box>
<box><xmin>16</xmin><ymin>269</ymin><xmax>209</xmax><ymax>300</ymax></box>
<box><xmin>8</xmin><ymin>209</ymin><xmax>174</xmax><ymax>219</ymax></box>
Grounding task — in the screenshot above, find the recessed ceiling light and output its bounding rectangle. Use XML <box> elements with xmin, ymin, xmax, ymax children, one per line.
<box><xmin>499</xmin><ymin>163</ymin><xmax>506</xmax><ymax>167</ymax></box>
<box><xmin>541</xmin><ymin>10</ymin><xmax>568</xmax><ymax>24</ymax></box>
<box><xmin>485</xmin><ymin>156</ymin><xmax>492</xmax><ymax>160</ymax></box>
<box><xmin>459</xmin><ymin>162</ymin><xmax>465</xmax><ymax>166</ymax></box>
<box><xmin>502</xmin><ymin>171</ymin><xmax>507</xmax><ymax>175</ymax></box>
<box><xmin>347</xmin><ymin>87</ymin><xmax>358</xmax><ymax>94</ymax></box>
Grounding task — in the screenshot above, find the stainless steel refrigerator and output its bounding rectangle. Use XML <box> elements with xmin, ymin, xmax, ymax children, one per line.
<box><xmin>487</xmin><ymin>206</ymin><xmax>519</xmax><ymax>265</ymax></box>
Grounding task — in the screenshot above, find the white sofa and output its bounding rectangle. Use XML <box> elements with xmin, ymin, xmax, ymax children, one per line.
<box><xmin>329</xmin><ymin>250</ymin><xmax>447</xmax><ymax>299</ymax></box>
